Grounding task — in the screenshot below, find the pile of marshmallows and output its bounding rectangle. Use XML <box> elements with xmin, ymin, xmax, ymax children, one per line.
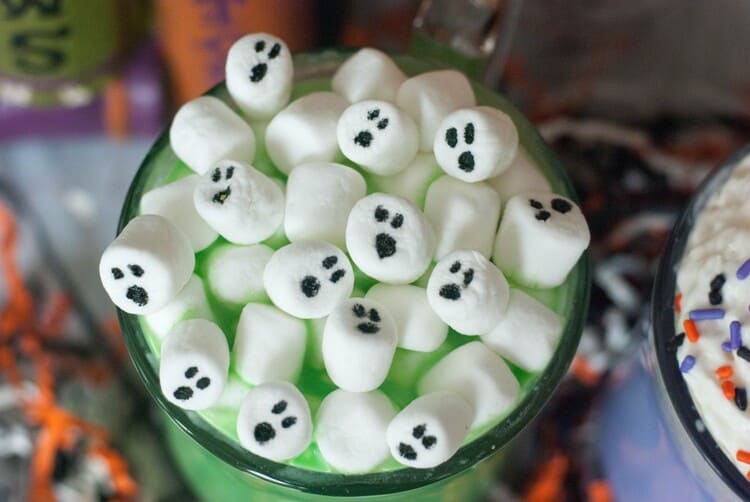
<box><xmin>99</xmin><ymin>33</ymin><xmax>591</xmax><ymax>472</ymax></box>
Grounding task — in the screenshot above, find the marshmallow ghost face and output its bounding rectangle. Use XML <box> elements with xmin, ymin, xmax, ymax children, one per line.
<box><xmin>236</xmin><ymin>382</ymin><xmax>312</xmax><ymax>461</ymax></box>
<box><xmin>346</xmin><ymin>193</ymin><xmax>435</xmax><ymax>284</ymax></box>
<box><xmin>263</xmin><ymin>240</ymin><xmax>354</xmax><ymax>319</ymax></box>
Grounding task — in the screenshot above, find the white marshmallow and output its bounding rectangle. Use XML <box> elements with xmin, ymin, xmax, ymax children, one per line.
<box><xmin>337</xmin><ymin>100</ymin><xmax>418</xmax><ymax>175</ymax></box>
<box><xmin>159</xmin><ymin>319</ymin><xmax>229</xmax><ymax>411</ymax></box>
<box><xmin>99</xmin><ymin>215</ymin><xmax>194</xmax><ymax>315</ymax></box>
<box><xmin>332</xmin><ymin>48</ymin><xmax>406</xmax><ymax>103</ymax></box>
<box><xmin>316</xmin><ymin>389</ymin><xmax>396</xmax><ymax>473</ymax></box>
<box><xmin>418</xmin><ymin>341</ymin><xmax>519</xmax><ymax>427</ymax></box>
<box><xmin>322</xmin><ymin>298</ymin><xmax>397</xmax><ymax>392</ymax></box>
<box><xmin>140</xmin><ymin>175</ymin><xmax>218</xmax><ymax>252</ymax></box>
<box><xmin>236</xmin><ymin>381</ymin><xmax>312</xmax><ymax>461</ymax></box>
<box><xmin>386</xmin><ymin>391</ymin><xmax>472</xmax><ymax>468</ymax></box>
<box><xmin>194</xmin><ymin>160</ymin><xmax>284</xmax><ymax>245</ymax></box>
<box><xmin>369</xmin><ymin>153</ymin><xmax>442</xmax><ymax>208</ymax></box>
<box><xmin>226</xmin><ymin>33</ymin><xmax>293</xmax><ymax>119</ymax></box>
<box><xmin>233</xmin><ymin>304</ymin><xmax>307</xmax><ymax>385</ymax></box>
<box><xmin>144</xmin><ymin>275</ymin><xmax>213</xmax><ymax>339</ymax></box>
<box><xmin>265</xmin><ymin>92</ymin><xmax>348</xmax><ymax>174</ymax></box>
<box><xmin>346</xmin><ymin>193</ymin><xmax>435</xmax><ymax>284</ymax></box>
<box><xmin>169</xmin><ymin>96</ymin><xmax>255</xmax><ymax>175</ymax></box>
<box><xmin>433</xmin><ymin>107</ymin><xmax>518</xmax><ymax>182</ymax></box>
<box><xmin>424</xmin><ymin>176</ymin><xmax>501</xmax><ymax>260</ymax></box>
<box><xmin>264</xmin><ymin>240</ymin><xmax>354</xmax><ymax>319</ymax></box>
<box><xmin>285</xmin><ymin>162</ymin><xmax>367</xmax><ymax>248</ymax></box>
<box><xmin>481</xmin><ymin>289</ymin><xmax>563</xmax><ymax>371</ymax></box>
<box><xmin>486</xmin><ymin>148</ymin><xmax>551</xmax><ymax>204</ymax></box>
<box><xmin>396</xmin><ymin>70</ymin><xmax>476</xmax><ymax>152</ymax></box>
<box><xmin>493</xmin><ymin>192</ymin><xmax>590</xmax><ymax>288</ymax></box>
<box><xmin>206</xmin><ymin>244</ymin><xmax>273</xmax><ymax>304</ymax></box>
<box><xmin>365</xmin><ymin>284</ymin><xmax>447</xmax><ymax>352</ymax></box>
<box><xmin>426</xmin><ymin>250</ymin><xmax>509</xmax><ymax>335</ymax></box>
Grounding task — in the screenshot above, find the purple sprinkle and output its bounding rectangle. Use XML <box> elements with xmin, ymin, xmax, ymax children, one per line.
<box><xmin>680</xmin><ymin>355</ymin><xmax>696</xmax><ymax>373</ymax></box>
<box><xmin>731</xmin><ymin>321</ymin><xmax>743</xmax><ymax>350</ymax></box>
<box><xmin>722</xmin><ymin>341</ymin><xmax>734</xmax><ymax>352</ymax></box>
<box><xmin>689</xmin><ymin>308</ymin><xmax>725</xmax><ymax>321</ymax></box>
<box><xmin>738</xmin><ymin>258</ymin><xmax>750</xmax><ymax>280</ymax></box>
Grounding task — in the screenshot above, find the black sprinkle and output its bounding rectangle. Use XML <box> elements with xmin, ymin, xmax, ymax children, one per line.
<box><xmin>352</xmin><ymin>303</ymin><xmax>366</xmax><ymax>317</ymax></box>
<box><xmin>300</xmin><ymin>275</ymin><xmax>321</xmax><ymax>298</ymax></box>
<box><xmin>458</xmin><ymin>151</ymin><xmax>475</xmax><ymax>172</ymax></box>
<box><xmin>185</xmin><ymin>366</ymin><xmax>198</xmax><ymax>379</ymax></box>
<box><xmin>354</xmin><ymin>130</ymin><xmax>373</xmax><ymax>147</ymax></box>
<box><xmin>665</xmin><ymin>332</ymin><xmax>685</xmax><ymax>354</ymax></box>
<box><xmin>254</xmin><ymin>40</ymin><xmax>266</xmax><ymax>52</ymax></box>
<box><xmin>126</xmin><ymin>285</ymin><xmax>148</xmax><ymax>306</ymax></box>
<box><xmin>357</xmin><ymin>322</ymin><xmax>380</xmax><ymax>334</ymax></box>
<box><xmin>196</xmin><ymin>377</ymin><xmax>210</xmax><ymax>389</ymax></box>
<box><xmin>398</xmin><ymin>443</ymin><xmax>417</xmax><ymax>460</ymax></box>
<box><xmin>375</xmin><ymin>233</ymin><xmax>397</xmax><ymax>259</ymax></box>
<box><xmin>464</xmin><ymin>123</ymin><xmax>475</xmax><ymax>145</ymax></box>
<box><xmin>449</xmin><ymin>261</ymin><xmax>461</xmax><ymax>273</ymax></box>
<box><xmin>736</xmin><ymin>388</ymin><xmax>748</xmax><ymax>411</ymax></box>
<box><xmin>551</xmin><ymin>198</ymin><xmax>572</xmax><ymax>214</ymax></box>
<box><xmin>708</xmin><ymin>290</ymin><xmax>723</xmax><ymax>306</ymax></box>
<box><xmin>439</xmin><ymin>283</ymin><xmax>461</xmax><ymax>300</ymax></box>
<box><xmin>391</xmin><ymin>214</ymin><xmax>404</xmax><ymax>229</ymax></box>
<box><xmin>374</xmin><ymin>205</ymin><xmax>389</xmax><ymax>222</ymax></box>
<box><xmin>212</xmin><ymin>167</ymin><xmax>221</xmax><ymax>182</ymax></box>
<box><xmin>281</xmin><ymin>416</ymin><xmax>297</xmax><ymax>428</ymax></box>
<box><xmin>463</xmin><ymin>268</ymin><xmax>474</xmax><ymax>287</ymax></box>
<box><xmin>173</xmin><ymin>386</ymin><xmax>193</xmax><ymax>401</ymax></box>
<box><xmin>377</xmin><ymin>118</ymin><xmax>389</xmax><ymax>130</ymax></box>
<box><xmin>111</xmin><ymin>267</ymin><xmax>124</xmax><ymax>280</ymax></box>
<box><xmin>367</xmin><ymin>109</ymin><xmax>380</xmax><ymax>120</ymax></box>
<box><xmin>368</xmin><ymin>309</ymin><xmax>380</xmax><ymax>322</ymax></box>
<box><xmin>254</xmin><ymin>422</ymin><xmax>275</xmax><ymax>443</ymax></box>
<box><xmin>710</xmin><ymin>273</ymin><xmax>726</xmax><ymax>291</ymax></box>
<box><xmin>535</xmin><ymin>210</ymin><xmax>551</xmax><ymax>222</ymax></box>
<box><xmin>272</xmin><ymin>400</ymin><xmax>287</xmax><ymax>414</ymax></box>
<box><xmin>738</xmin><ymin>346</ymin><xmax>750</xmax><ymax>363</ymax></box>
<box><xmin>329</xmin><ymin>269</ymin><xmax>345</xmax><ymax>283</ymax></box>
<box><xmin>445</xmin><ymin>127</ymin><xmax>458</xmax><ymax>148</ymax></box>
<box><xmin>250</xmin><ymin>63</ymin><xmax>268</xmax><ymax>82</ymax></box>
<box><xmin>412</xmin><ymin>424</ymin><xmax>426</xmax><ymax>439</ymax></box>
<box><xmin>529</xmin><ymin>199</ymin><xmax>543</xmax><ymax>209</ymax></box>
<box><xmin>422</xmin><ymin>435</ymin><xmax>437</xmax><ymax>449</ymax></box>
<box><xmin>226</xmin><ymin>166</ymin><xmax>235</xmax><ymax>179</ymax></box>
<box><xmin>212</xmin><ymin>186</ymin><xmax>232</xmax><ymax>204</ymax></box>
<box><xmin>268</xmin><ymin>43</ymin><xmax>281</xmax><ymax>59</ymax></box>
<box><xmin>322</xmin><ymin>255</ymin><xmax>338</xmax><ymax>269</ymax></box>
<box><xmin>128</xmin><ymin>264</ymin><xmax>144</xmax><ymax>277</ymax></box>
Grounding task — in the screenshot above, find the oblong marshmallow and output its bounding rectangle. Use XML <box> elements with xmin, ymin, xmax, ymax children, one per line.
<box><xmin>481</xmin><ymin>289</ymin><xmax>563</xmax><ymax>371</ymax></box>
<box><xmin>316</xmin><ymin>389</ymin><xmax>396</xmax><ymax>473</ymax></box>
<box><xmin>264</xmin><ymin>240</ymin><xmax>354</xmax><ymax>319</ymax></box>
<box><xmin>486</xmin><ymin>148</ymin><xmax>551</xmax><ymax>205</ymax></box>
<box><xmin>233</xmin><ymin>303</ymin><xmax>307</xmax><ymax>384</ymax></box>
<box><xmin>285</xmin><ymin>162</ymin><xmax>366</xmax><ymax>248</ymax></box>
<box><xmin>386</xmin><ymin>391</ymin><xmax>472</xmax><ymax>468</ymax></box>
<box><xmin>236</xmin><ymin>381</ymin><xmax>312</xmax><ymax>461</ymax></box>
<box><xmin>99</xmin><ymin>214</ymin><xmax>194</xmax><ymax>315</ymax></box>
<box><xmin>194</xmin><ymin>160</ymin><xmax>284</xmax><ymax>245</ymax></box>
<box><xmin>337</xmin><ymin>100</ymin><xmax>418</xmax><ymax>175</ymax></box>
<box><xmin>265</xmin><ymin>92</ymin><xmax>348</xmax><ymax>174</ymax></box>
<box><xmin>140</xmin><ymin>175</ymin><xmax>217</xmax><ymax>252</ymax></box>
<box><xmin>365</xmin><ymin>284</ymin><xmax>447</xmax><ymax>352</ymax></box>
<box><xmin>493</xmin><ymin>192</ymin><xmax>590</xmax><ymax>288</ymax></box>
<box><xmin>206</xmin><ymin>244</ymin><xmax>273</xmax><ymax>304</ymax></box>
<box><xmin>424</xmin><ymin>176</ymin><xmax>501</xmax><ymax>260</ymax></box>
<box><xmin>322</xmin><ymin>298</ymin><xmax>397</xmax><ymax>392</ymax></box>
<box><xmin>144</xmin><ymin>274</ymin><xmax>213</xmax><ymax>339</ymax></box>
<box><xmin>226</xmin><ymin>33</ymin><xmax>293</xmax><ymax>119</ymax></box>
<box><xmin>426</xmin><ymin>250</ymin><xmax>509</xmax><ymax>335</ymax></box>
<box><xmin>332</xmin><ymin>48</ymin><xmax>406</xmax><ymax>103</ymax></box>
<box><xmin>418</xmin><ymin>341</ymin><xmax>519</xmax><ymax>427</ymax></box>
<box><xmin>159</xmin><ymin>319</ymin><xmax>229</xmax><ymax>411</ymax></box>
<box><xmin>346</xmin><ymin>193</ymin><xmax>435</xmax><ymax>284</ymax></box>
<box><xmin>368</xmin><ymin>153</ymin><xmax>442</xmax><ymax>208</ymax></box>
<box><xmin>169</xmin><ymin>96</ymin><xmax>255</xmax><ymax>174</ymax></box>
<box><xmin>396</xmin><ymin>70</ymin><xmax>476</xmax><ymax>152</ymax></box>
<box><xmin>434</xmin><ymin>106</ymin><xmax>518</xmax><ymax>182</ymax></box>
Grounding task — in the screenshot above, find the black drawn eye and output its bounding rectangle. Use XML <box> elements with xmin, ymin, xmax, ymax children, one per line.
<box><xmin>128</xmin><ymin>264</ymin><xmax>144</xmax><ymax>277</ymax></box>
<box><xmin>212</xmin><ymin>167</ymin><xmax>222</xmax><ymax>182</ymax></box>
<box><xmin>268</xmin><ymin>43</ymin><xmax>281</xmax><ymax>59</ymax></box>
<box><xmin>464</xmin><ymin>123</ymin><xmax>475</xmax><ymax>144</ymax></box>
<box><xmin>374</xmin><ymin>205</ymin><xmax>389</xmax><ymax>222</ymax></box>
<box><xmin>272</xmin><ymin>400</ymin><xmax>287</xmax><ymax>414</ymax></box>
<box><xmin>391</xmin><ymin>214</ymin><xmax>403</xmax><ymax>229</ymax></box>
<box><xmin>111</xmin><ymin>267</ymin><xmax>124</xmax><ymax>280</ymax></box>
<box><xmin>225</xmin><ymin>166</ymin><xmax>235</xmax><ymax>179</ymax></box>
<box><xmin>255</xmin><ymin>40</ymin><xmax>266</xmax><ymax>52</ymax></box>
<box><xmin>367</xmin><ymin>109</ymin><xmax>380</xmax><ymax>120</ymax></box>
<box><xmin>446</xmin><ymin>127</ymin><xmax>458</xmax><ymax>148</ymax></box>
<box><xmin>185</xmin><ymin>366</ymin><xmax>198</xmax><ymax>378</ymax></box>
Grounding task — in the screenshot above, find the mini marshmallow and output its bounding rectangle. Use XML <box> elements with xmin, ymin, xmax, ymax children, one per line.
<box><xmin>369</xmin><ymin>153</ymin><xmax>442</xmax><ymax>208</ymax></box>
<box><xmin>144</xmin><ymin>275</ymin><xmax>213</xmax><ymax>339</ymax></box>
<box><xmin>396</xmin><ymin>70</ymin><xmax>476</xmax><ymax>152</ymax></box>
<box><xmin>264</xmin><ymin>240</ymin><xmax>354</xmax><ymax>319</ymax></box>
<box><xmin>481</xmin><ymin>289</ymin><xmax>563</xmax><ymax>371</ymax></box>
<box><xmin>159</xmin><ymin>319</ymin><xmax>229</xmax><ymax>411</ymax></box>
<box><xmin>226</xmin><ymin>33</ymin><xmax>293</xmax><ymax>119</ymax></box>
<box><xmin>206</xmin><ymin>244</ymin><xmax>273</xmax><ymax>304</ymax></box>
<box><xmin>285</xmin><ymin>162</ymin><xmax>367</xmax><ymax>248</ymax></box>
<box><xmin>346</xmin><ymin>193</ymin><xmax>435</xmax><ymax>284</ymax></box>
<box><xmin>332</xmin><ymin>48</ymin><xmax>406</xmax><ymax>103</ymax></box>
<box><xmin>99</xmin><ymin>215</ymin><xmax>194</xmax><ymax>315</ymax></box>
<box><xmin>237</xmin><ymin>381</ymin><xmax>312</xmax><ymax>461</ymax></box>
<box><xmin>322</xmin><ymin>298</ymin><xmax>397</xmax><ymax>392</ymax></box>
<box><xmin>418</xmin><ymin>341</ymin><xmax>519</xmax><ymax>427</ymax></box>
<box><xmin>233</xmin><ymin>304</ymin><xmax>307</xmax><ymax>384</ymax></box>
<box><xmin>386</xmin><ymin>391</ymin><xmax>472</xmax><ymax>468</ymax></box>
<box><xmin>433</xmin><ymin>106</ymin><xmax>518</xmax><ymax>182</ymax></box>
<box><xmin>169</xmin><ymin>96</ymin><xmax>255</xmax><ymax>175</ymax></box>
<box><xmin>194</xmin><ymin>160</ymin><xmax>284</xmax><ymax>245</ymax></box>
<box><xmin>493</xmin><ymin>192</ymin><xmax>590</xmax><ymax>288</ymax></box>
<box><xmin>424</xmin><ymin>176</ymin><xmax>501</xmax><ymax>260</ymax></box>
<box><xmin>365</xmin><ymin>284</ymin><xmax>447</xmax><ymax>352</ymax></box>
<box><xmin>140</xmin><ymin>175</ymin><xmax>217</xmax><ymax>252</ymax></box>
<box><xmin>426</xmin><ymin>250</ymin><xmax>509</xmax><ymax>335</ymax></box>
<box><xmin>486</xmin><ymin>148</ymin><xmax>551</xmax><ymax>204</ymax></box>
<box><xmin>265</xmin><ymin>92</ymin><xmax>348</xmax><ymax>174</ymax></box>
<box><xmin>337</xmin><ymin>100</ymin><xmax>418</xmax><ymax>175</ymax></box>
<box><xmin>316</xmin><ymin>389</ymin><xmax>396</xmax><ymax>473</ymax></box>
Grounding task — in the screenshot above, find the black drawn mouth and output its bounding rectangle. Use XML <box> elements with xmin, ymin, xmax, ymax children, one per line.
<box><xmin>126</xmin><ymin>285</ymin><xmax>149</xmax><ymax>306</ymax></box>
<box><xmin>250</xmin><ymin>63</ymin><xmax>268</xmax><ymax>82</ymax></box>
<box><xmin>375</xmin><ymin>233</ymin><xmax>396</xmax><ymax>259</ymax></box>
<box><xmin>212</xmin><ymin>186</ymin><xmax>232</xmax><ymax>204</ymax></box>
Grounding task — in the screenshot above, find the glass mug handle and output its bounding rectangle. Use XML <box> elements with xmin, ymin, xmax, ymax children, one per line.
<box><xmin>409</xmin><ymin>0</ymin><xmax>523</xmax><ymax>87</ymax></box>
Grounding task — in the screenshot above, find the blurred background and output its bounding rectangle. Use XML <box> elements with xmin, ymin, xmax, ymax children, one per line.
<box><xmin>2</xmin><ymin>0</ymin><xmax>750</xmax><ymax>500</ymax></box>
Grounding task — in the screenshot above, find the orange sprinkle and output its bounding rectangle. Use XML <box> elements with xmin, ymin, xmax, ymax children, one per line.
<box><xmin>684</xmin><ymin>319</ymin><xmax>700</xmax><ymax>343</ymax></box>
<box><xmin>675</xmin><ymin>293</ymin><xmax>682</xmax><ymax>313</ymax></box>
<box><xmin>570</xmin><ymin>355</ymin><xmax>601</xmax><ymax>387</ymax></box>
<box><xmin>746</xmin><ymin>470</ymin><xmax>750</xmax><ymax>481</ymax></box>
<box><xmin>587</xmin><ymin>480</ymin><xmax>613</xmax><ymax>502</ymax></box>
<box><xmin>737</xmin><ymin>449</ymin><xmax>750</xmax><ymax>464</ymax></box>
<box><xmin>723</xmin><ymin>381</ymin><xmax>736</xmax><ymax>401</ymax></box>
<box><xmin>716</xmin><ymin>366</ymin><xmax>734</xmax><ymax>380</ymax></box>
<box><xmin>522</xmin><ymin>453</ymin><xmax>569</xmax><ymax>502</ymax></box>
